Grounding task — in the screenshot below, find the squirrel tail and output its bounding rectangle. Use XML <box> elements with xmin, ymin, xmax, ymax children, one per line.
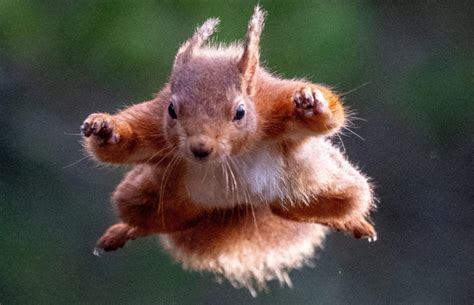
<box><xmin>160</xmin><ymin>205</ymin><xmax>327</xmax><ymax>296</ymax></box>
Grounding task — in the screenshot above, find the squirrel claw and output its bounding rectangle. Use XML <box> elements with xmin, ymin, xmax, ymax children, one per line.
<box><xmin>80</xmin><ymin>122</ymin><xmax>92</xmax><ymax>137</ymax></box>
<box><xmin>351</xmin><ymin>220</ymin><xmax>377</xmax><ymax>241</ymax></box>
<box><xmin>366</xmin><ymin>234</ymin><xmax>378</xmax><ymax>243</ymax></box>
<box><xmin>93</xmin><ymin>246</ymin><xmax>105</xmax><ymax>257</ymax></box>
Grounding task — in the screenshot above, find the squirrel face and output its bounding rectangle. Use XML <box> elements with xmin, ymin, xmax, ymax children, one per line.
<box><xmin>163</xmin><ymin>15</ymin><xmax>264</xmax><ymax>163</ymax></box>
<box><xmin>165</xmin><ymin>52</ymin><xmax>258</xmax><ymax>163</ymax></box>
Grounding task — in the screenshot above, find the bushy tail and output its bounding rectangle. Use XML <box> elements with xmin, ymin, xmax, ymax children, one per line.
<box><xmin>160</xmin><ymin>205</ymin><xmax>327</xmax><ymax>296</ymax></box>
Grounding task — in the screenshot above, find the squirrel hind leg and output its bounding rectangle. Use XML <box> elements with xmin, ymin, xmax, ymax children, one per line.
<box><xmin>111</xmin><ymin>164</ymin><xmax>205</xmax><ymax>233</ymax></box>
<box><xmin>271</xmin><ymin>184</ymin><xmax>376</xmax><ymax>240</ymax></box>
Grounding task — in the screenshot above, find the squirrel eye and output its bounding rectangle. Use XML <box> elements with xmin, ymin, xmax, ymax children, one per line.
<box><xmin>168</xmin><ymin>102</ymin><xmax>177</xmax><ymax>119</ymax></box>
<box><xmin>233</xmin><ymin>104</ymin><xmax>245</xmax><ymax>121</ymax></box>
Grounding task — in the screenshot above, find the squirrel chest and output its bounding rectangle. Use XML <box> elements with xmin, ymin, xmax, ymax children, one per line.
<box><xmin>184</xmin><ymin>143</ymin><xmax>285</xmax><ymax>208</ymax></box>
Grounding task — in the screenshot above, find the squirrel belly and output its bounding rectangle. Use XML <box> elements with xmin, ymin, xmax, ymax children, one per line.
<box><xmin>160</xmin><ymin>205</ymin><xmax>327</xmax><ymax>295</ymax></box>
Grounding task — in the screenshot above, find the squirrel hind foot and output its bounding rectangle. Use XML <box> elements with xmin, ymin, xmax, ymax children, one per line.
<box><xmin>95</xmin><ymin>223</ymin><xmax>140</xmax><ymax>253</ymax></box>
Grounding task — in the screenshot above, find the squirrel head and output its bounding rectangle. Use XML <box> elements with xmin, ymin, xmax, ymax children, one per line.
<box><xmin>164</xmin><ymin>6</ymin><xmax>266</xmax><ymax>163</ymax></box>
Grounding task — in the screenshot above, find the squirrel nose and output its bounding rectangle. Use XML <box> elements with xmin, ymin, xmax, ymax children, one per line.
<box><xmin>190</xmin><ymin>142</ymin><xmax>213</xmax><ymax>159</ymax></box>
<box><xmin>191</xmin><ymin>147</ymin><xmax>212</xmax><ymax>159</ymax></box>
<box><xmin>188</xmin><ymin>135</ymin><xmax>214</xmax><ymax>160</ymax></box>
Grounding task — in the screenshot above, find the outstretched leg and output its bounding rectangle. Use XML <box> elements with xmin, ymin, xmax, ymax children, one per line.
<box><xmin>96</xmin><ymin>164</ymin><xmax>206</xmax><ymax>252</ymax></box>
<box><xmin>271</xmin><ymin>185</ymin><xmax>376</xmax><ymax>240</ymax></box>
<box><xmin>81</xmin><ymin>88</ymin><xmax>172</xmax><ymax>164</ymax></box>
<box><xmin>255</xmin><ymin>77</ymin><xmax>346</xmax><ymax>140</ymax></box>
<box><xmin>271</xmin><ymin>139</ymin><xmax>376</xmax><ymax>240</ymax></box>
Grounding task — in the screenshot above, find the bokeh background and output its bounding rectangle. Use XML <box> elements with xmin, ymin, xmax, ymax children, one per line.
<box><xmin>1</xmin><ymin>1</ymin><xmax>472</xmax><ymax>304</ymax></box>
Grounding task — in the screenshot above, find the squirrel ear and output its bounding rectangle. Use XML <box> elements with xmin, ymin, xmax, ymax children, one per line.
<box><xmin>238</xmin><ymin>6</ymin><xmax>266</xmax><ymax>96</ymax></box>
<box><xmin>175</xmin><ymin>18</ymin><xmax>220</xmax><ymax>66</ymax></box>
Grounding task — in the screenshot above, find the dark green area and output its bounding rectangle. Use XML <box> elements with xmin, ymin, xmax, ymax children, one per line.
<box><xmin>1</xmin><ymin>1</ymin><xmax>472</xmax><ymax>304</ymax></box>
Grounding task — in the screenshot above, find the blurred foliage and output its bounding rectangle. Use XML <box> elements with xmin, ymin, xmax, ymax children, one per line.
<box><xmin>0</xmin><ymin>1</ymin><xmax>472</xmax><ymax>305</ymax></box>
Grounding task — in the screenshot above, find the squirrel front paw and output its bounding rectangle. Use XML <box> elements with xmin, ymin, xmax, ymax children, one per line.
<box><xmin>81</xmin><ymin>113</ymin><xmax>120</xmax><ymax>144</ymax></box>
<box><xmin>293</xmin><ymin>86</ymin><xmax>329</xmax><ymax>118</ymax></box>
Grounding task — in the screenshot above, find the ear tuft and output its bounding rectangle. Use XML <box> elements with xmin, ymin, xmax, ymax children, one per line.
<box><xmin>175</xmin><ymin>18</ymin><xmax>220</xmax><ymax>66</ymax></box>
<box><xmin>239</xmin><ymin>6</ymin><xmax>266</xmax><ymax>96</ymax></box>
<box><xmin>198</xmin><ymin>18</ymin><xmax>220</xmax><ymax>42</ymax></box>
<box><xmin>247</xmin><ymin>5</ymin><xmax>266</xmax><ymax>39</ymax></box>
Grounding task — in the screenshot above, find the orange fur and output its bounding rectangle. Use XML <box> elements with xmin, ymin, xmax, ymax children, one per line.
<box><xmin>82</xmin><ymin>6</ymin><xmax>376</xmax><ymax>293</ymax></box>
<box><xmin>161</xmin><ymin>205</ymin><xmax>327</xmax><ymax>296</ymax></box>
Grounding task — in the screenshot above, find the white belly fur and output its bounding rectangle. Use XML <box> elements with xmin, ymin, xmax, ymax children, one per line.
<box><xmin>184</xmin><ymin>143</ymin><xmax>286</xmax><ymax>208</ymax></box>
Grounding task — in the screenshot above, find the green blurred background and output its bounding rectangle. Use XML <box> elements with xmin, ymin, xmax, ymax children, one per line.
<box><xmin>1</xmin><ymin>1</ymin><xmax>472</xmax><ymax>304</ymax></box>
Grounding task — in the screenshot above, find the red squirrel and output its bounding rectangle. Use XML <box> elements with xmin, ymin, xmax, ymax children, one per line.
<box><xmin>81</xmin><ymin>6</ymin><xmax>376</xmax><ymax>294</ymax></box>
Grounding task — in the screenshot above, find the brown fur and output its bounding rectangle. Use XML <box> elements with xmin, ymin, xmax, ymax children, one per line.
<box><xmin>82</xmin><ymin>6</ymin><xmax>376</xmax><ymax>293</ymax></box>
